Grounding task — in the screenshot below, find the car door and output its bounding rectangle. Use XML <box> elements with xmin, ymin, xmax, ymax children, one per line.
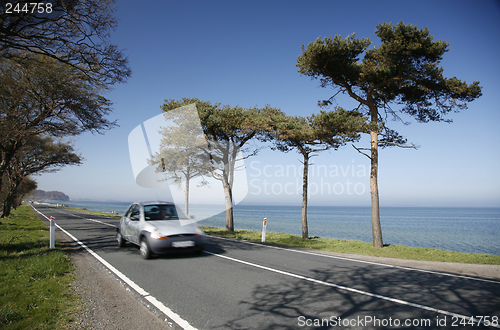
<box><xmin>121</xmin><ymin>204</ymin><xmax>135</xmax><ymax>241</ymax></box>
<box><xmin>127</xmin><ymin>204</ymin><xmax>142</xmax><ymax>245</ymax></box>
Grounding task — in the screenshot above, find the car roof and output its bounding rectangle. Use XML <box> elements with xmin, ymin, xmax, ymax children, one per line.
<box><xmin>136</xmin><ymin>201</ymin><xmax>175</xmax><ymax>207</ymax></box>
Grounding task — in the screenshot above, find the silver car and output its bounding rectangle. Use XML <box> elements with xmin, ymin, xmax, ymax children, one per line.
<box><xmin>117</xmin><ymin>201</ymin><xmax>205</xmax><ymax>259</ymax></box>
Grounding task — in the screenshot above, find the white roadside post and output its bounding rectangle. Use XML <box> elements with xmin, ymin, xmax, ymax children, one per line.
<box><xmin>49</xmin><ymin>216</ymin><xmax>56</xmax><ymax>249</ymax></box>
<box><xmin>261</xmin><ymin>218</ymin><xmax>267</xmax><ymax>242</ymax></box>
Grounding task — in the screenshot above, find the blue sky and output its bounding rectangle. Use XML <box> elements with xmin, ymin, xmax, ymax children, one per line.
<box><xmin>35</xmin><ymin>0</ymin><xmax>500</xmax><ymax>207</ymax></box>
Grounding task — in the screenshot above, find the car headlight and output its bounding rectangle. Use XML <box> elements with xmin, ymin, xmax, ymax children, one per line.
<box><xmin>195</xmin><ymin>227</ymin><xmax>205</xmax><ymax>236</ymax></box>
<box><xmin>151</xmin><ymin>229</ymin><xmax>168</xmax><ymax>240</ymax></box>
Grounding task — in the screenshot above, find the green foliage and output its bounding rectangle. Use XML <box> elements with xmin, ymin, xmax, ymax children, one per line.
<box><xmin>297</xmin><ymin>33</ymin><xmax>370</xmax><ymax>88</ymax></box>
<box><xmin>161</xmin><ymin>97</ymin><xmax>281</xmax><ymax>143</ymax></box>
<box><xmin>297</xmin><ymin>20</ymin><xmax>482</xmax><ymax>123</ymax></box>
<box><xmin>269</xmin><ymin>107</ymin><xmax>367</xmax><ymax>154</ymax></box>
<box><xmin>202</xmin><ymin>226</ymin><xmax>500</xmax><ymax>265</ymax></box>
<box><xmin>0</xmin><ymin>53</ymin><xmax>109</xmax><ymax>216</ymax></box>
<box><xmin>160</xmin><ymin>98</ymin><xmax>272</xmax><ymax>182</ymax></box>
<box><xmin>0</xmin><ymin>205</ymin><xmax>79</xmax><ymax>329</ymax></box>
<box><xmin>0</xmin><ymin>0</ymin><xmax>129</xmax><ymax>218</ymax></box>
<box><xmin>1</xmin><ymin>135</ymin><xmax>82</xmax><ymax>218</ymax></box>
<box><xmin>0</xmin><ymin>0</ymin><xmax>131</xmax><ymax>85</ymax></box>
<box><xmin>0</xmin><ymin>54</ymin><xmax>115</xmax><ymax>137</ymax></box>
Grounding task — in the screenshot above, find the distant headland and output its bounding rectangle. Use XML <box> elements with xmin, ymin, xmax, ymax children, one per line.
<box><xmin>28</xmin><ymin>189</ymin><xmax>70</xmax><ymax>201</ymax></box>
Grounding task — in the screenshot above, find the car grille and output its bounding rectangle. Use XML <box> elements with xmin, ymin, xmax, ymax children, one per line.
<box><xmin>167</xmin><ymin>234</ymin><xmax>197</xmax><ymax>238</ymax></box>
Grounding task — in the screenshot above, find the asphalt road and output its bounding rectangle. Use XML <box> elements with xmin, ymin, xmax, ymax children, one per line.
<box><xmin>32</xmin><ymin>204</ymin><xmax>500</xmax><ymax>330</ymax></box>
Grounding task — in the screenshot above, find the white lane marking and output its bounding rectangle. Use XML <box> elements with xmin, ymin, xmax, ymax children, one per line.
<box><xmin>31</xmin><ymin>205</ymin><xmax>198</xmax><ymax>330</ymax></box>
<box><xmin>204</xmin><ymin>250</ymin><xmax>500</xmax><ymax>328</ymax></box>
<box><xmin>208</xmin><ymin>235</ymin><xmax>500</xmax><ymax>285</ymax></box>
<box><xmin>50</xmin><ymin>208</ymin><xmax>117</xmax><ymax>228</ymax></box>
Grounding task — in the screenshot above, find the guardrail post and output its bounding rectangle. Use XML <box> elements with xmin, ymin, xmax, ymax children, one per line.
<box><xmin>261</xmin><ymin>218</ymin><xmax>267</xmax><ymax>242</ymax></box>
<box><xmin>49</xmin><ymin>216</ymin><xmax>55</xmax><ymax>249</ymax></box>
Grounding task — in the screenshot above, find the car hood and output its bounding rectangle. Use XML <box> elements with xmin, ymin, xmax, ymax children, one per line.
<box><xmin>145</xmin><ymin>220</ymin><xmax>202</xmax><ymax>236</ymax></box>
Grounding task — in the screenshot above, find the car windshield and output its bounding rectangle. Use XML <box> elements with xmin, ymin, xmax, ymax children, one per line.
<box><xmin>143</xmin><ymin>204</ymin><xmax>188</xmax><ymax>221</ymax></box>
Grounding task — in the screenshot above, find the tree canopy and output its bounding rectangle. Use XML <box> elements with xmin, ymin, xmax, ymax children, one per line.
<box><xmin>0</xmin><ymin>53</ymin><xmax>114</xmax><ymax>190</ymax></box>
<box><xmin>161</xmin><ymin>98</ymin><xmax>278</xmax><ymax>231</ymax></box>
<box><xmin>1</xmin><ymin>135</ymin><xmax>81</xmax><ymax>217</ymax></box>
<box><xmin>0</xmin><ymin>0</ymin><xmax>128</xmax><ymax>217</ymax></box>
<box><xmin>297</xmin><ymin>21</ymin><xmax>481</xmax><ymax>124</ymax></box>
<box><xmin>297</xmin><ymin>21</ymin><xmax>482</xmax><ymax>247</ymax></box>
<box><xmin>0</xmin><ymin>0</ymin><xmax>131</xmax><ymax>85</ymax></box>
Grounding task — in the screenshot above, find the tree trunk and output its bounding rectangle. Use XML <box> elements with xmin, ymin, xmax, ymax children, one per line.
<box><xmin>1</xmin><ymin>195</ymin><xmax>15</xmax><ymax>218</ymax></box>
<box><xmin>0</xmin><ymin>143</ymin><xmax>18</xmax><ymax>192</ymax></box>
<box><xmin>1</xmin><ymin>178</ymin><xmax>19</xmax><ymax>218</ymax></box>
<box><xmin>370</xmin><ymin>126</ymin><xmax>383</xmax><ymax>248</ymax></box>
<box><xmin>223</xmin><ymin>178</ymin><xmax>234</xmax><ymax>232</ymax></box>
<box><xmin>301</xmin><ymin>152</ymin><xmax>309</xmax><ymax>239</ymax></box>
<box><xmin>184</xmin><ymin>176</ymin><xmax>190</xmax><ymax>216</ymax></box>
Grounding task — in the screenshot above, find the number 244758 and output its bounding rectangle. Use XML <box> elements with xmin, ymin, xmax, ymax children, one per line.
<box><xmin>5</xmin><ymin>2</ymin><xmax>53</xmax><ymax>14</ymax></box>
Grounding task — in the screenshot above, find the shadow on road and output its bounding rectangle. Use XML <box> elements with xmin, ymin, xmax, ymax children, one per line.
<box><xmin>209</xmin><ymin>251</ymin><xmax>500</xmax><ymax>329</ymax></box>
<box><xmin>55</xmin><ymin>230</ymin><xmax>500</xmax><ymax>330</ymax></box>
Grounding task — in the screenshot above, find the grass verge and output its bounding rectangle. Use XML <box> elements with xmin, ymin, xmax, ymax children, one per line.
<box><xmin>0</xmin><ymin>204</ymin><xmax>79</xmax><ymax>329</ymax></box>
<box><xmin>201</xmin><ymin>226</ymin><xmax>500</xmax><ymax>265</ymax></box>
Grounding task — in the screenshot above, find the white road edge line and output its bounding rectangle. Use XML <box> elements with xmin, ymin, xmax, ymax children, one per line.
<box><xmin>204</xmin><ymin>250</ymin><xmax>500</xmax><ymax>329</ymax></box>
<box><xmin>31</xmin><ymin>205</ymin><xmax>198</xmax><ymax>330</ymax></box>
<box><xmin>49</xmin><ymin>208</ymin><xmax>117</xmax><ymax>228</ymax></box>
<box><xmin>208</xmin><ymin>235</ymin><xmax>500</xmax><ymax>285</ymax></box>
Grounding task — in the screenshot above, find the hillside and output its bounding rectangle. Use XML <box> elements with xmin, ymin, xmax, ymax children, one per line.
<box><xmin>28</xmin><ymin>190</ymin><xmax>70</xmax><ymax>201</ymax></box>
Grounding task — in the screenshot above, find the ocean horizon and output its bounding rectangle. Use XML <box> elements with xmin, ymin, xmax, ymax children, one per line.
<box><xmin>41</xmin><ymin>200</ymin><xmax>500</xmax><ymax>256</ymax></box>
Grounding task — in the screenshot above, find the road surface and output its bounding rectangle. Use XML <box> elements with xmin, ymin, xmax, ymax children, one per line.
<box><xmin>32</xmin><ymin>204</ymin><xmax>500</xmax><ymax>330</ymax></box>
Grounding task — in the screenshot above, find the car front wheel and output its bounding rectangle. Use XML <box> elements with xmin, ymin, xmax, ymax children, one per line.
<box><xmin>140</xmin><ymin>238</ymin><xmax>152</xmax><ymax>259</ymax></box>
<box><xmin>117</xmin><ymin>231</ymin><xmax>126</xmax><ymax>247</ymax></box>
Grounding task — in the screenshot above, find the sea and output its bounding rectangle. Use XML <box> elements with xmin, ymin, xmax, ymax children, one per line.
<box><xmin>43</xmin><ymin>200</ymin><xmax>500</xmax><ymax>256</ymax></box>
